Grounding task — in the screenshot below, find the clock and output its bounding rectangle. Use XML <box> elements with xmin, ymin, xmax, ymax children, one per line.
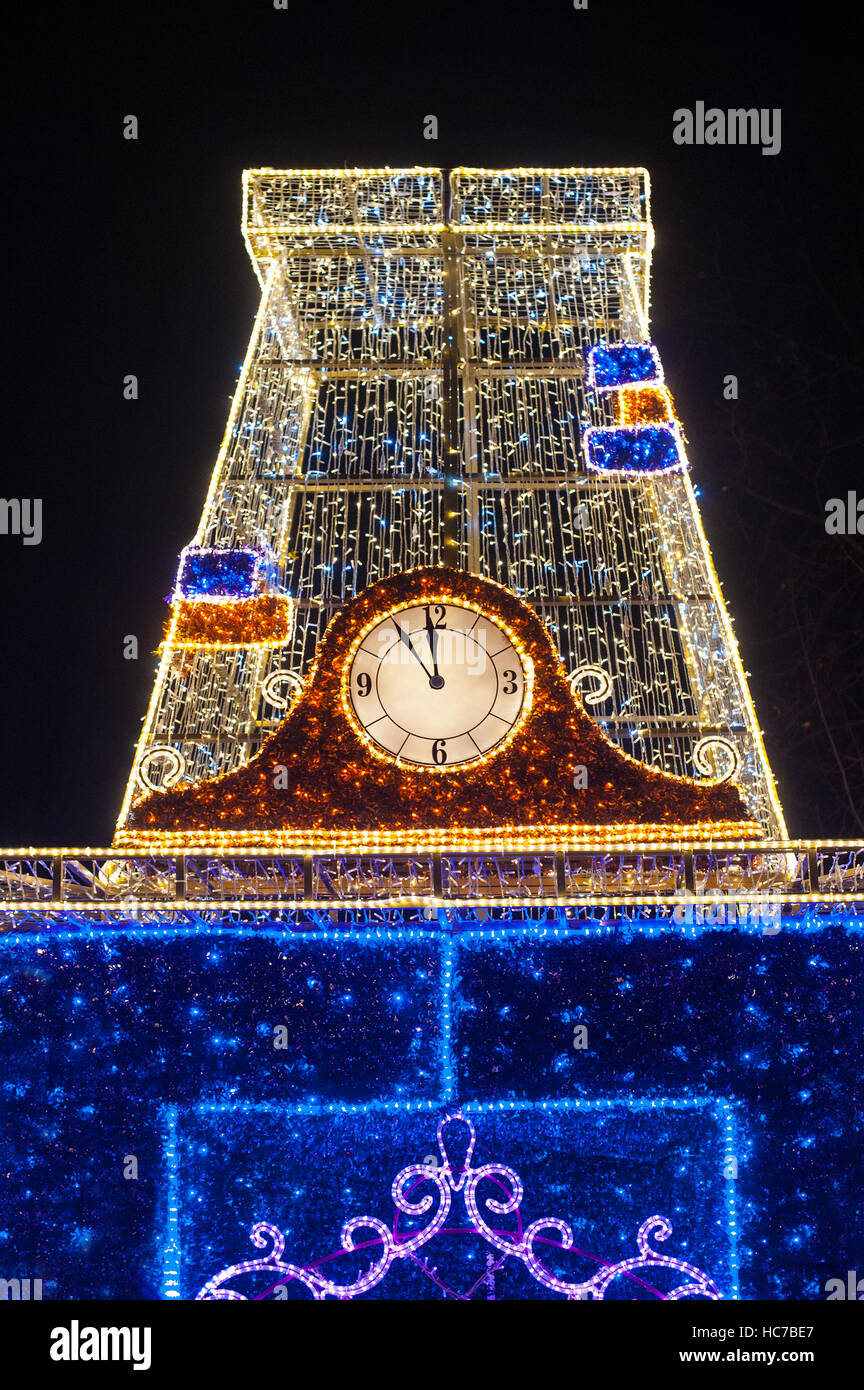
<box><xmin>126</xmin><ymin>565</ymin><xmax>758</xmax><ymax>846</ymax></box>
<box><xmin>343</xmin><ymin>600</ymin><xmax>532</xmax><ymax>768</ymax></box>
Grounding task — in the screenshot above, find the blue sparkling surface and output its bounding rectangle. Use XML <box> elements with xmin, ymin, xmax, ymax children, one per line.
<box><xmin>0</xmin><ymin>920</ymin><xmax>860</xmax><ymax>1299</ymax></box>
<box><xmin>589</xmin><ymin>342</ymin><xmax>660</xmax><ymax>389</ymax></box>
<box><xmin>457</xmin><ymin>930</ymin><xmax>863</xmax><ymax>1301</ymax></box>
<box><xmin>177</xmin><ymin>549</ymin><xmax>261</xmax><ymax>599</ymax></box>
<box><xmin>166</xmin><ymin>1101</ymin><xmax>733</xmax><ymax>1301</ymax></box>
<box><xmin>586</xmin><ymin>425</ymin><xmax>682</xmax><ymax>473</ymax></box>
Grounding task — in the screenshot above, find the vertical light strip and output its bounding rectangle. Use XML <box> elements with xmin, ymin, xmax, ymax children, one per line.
<box><xmin>716</xmin><ymin>1098</ymin><xmax>741</xmax><ymax>1300</ymax></box>
<box><xmin>679</xmin><ymin>470</ymin><xmax>788</xmax><ymax>837</ymax></box>
<box><xmin>161</xmin><ymin>1105</ymin><xmax>182</xmax><ymax>1300</ymax></box>
<box><xmin>192</xmin><ymin>258</ymin><xmax>284</xmax><ymax>548</ymax></box>
<box><xmin>115</xmin><ymin>259</ymin><xmax>285</xmax><ymax>830</ymax></box>
<box><xmin>440</xmin><ymin>925</ymin><xmax>456</xmax><ymax>1102</ymax></box>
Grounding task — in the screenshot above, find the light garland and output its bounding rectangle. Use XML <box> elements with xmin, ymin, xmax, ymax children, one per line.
<box><xmin>615</xmin><ymin>384</ymin><xmax>674</xmax><ymax>425</ymax></box>
<box><xmin>196</xmin><ymin>1111</ymin><xmax>721</xmax><ymax>1302</ymax></box>
<box><xmin>587</xmin><ymin>341</ymin><xmax>663</xmax><ymax>391</ymax></box>
<box><xmin>174</xmin><ymin>545</ymin><xmax>277</xmax><ymax>599</ymax></box>
<box><xmin>583</xmin><ymin>423</ymin><xmax>686</xmax><ymax>475</ymax></box>
<box><xmin>115</xmin><ymin>167</ymin><xmax>787</xmax><ymax>843</ymax></box>
<box><xmin>122</xmin><ymin>566</ymin><xmax>758</xmax><ymax>844</ymax></box>
<box><xmin>168</xmin><ymin>595</ymin><xmax>294</xmax><ymax>648</ymax></box>
<box><xmin>115</xmin><ymin>819</ymin><xmax>763</xmax><ymax>853</ymax></box>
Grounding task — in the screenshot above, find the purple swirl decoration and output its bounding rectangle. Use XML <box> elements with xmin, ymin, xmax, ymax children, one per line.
<box><xmin>196</xmin><ymin>1113</ymin><xmax>722</xmax><ymax>1302</ymax></box>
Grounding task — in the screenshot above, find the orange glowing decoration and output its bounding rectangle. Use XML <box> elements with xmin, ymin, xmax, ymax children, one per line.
<box><xmin>168</xmin><ymin>595</ymin><xmax>294</xmax><ymax>648</ymax></box>
<box><xmin>118</xmin><ymin>568</ymin><xmax>761</xmax><ymax>849</ymax></box>
<box><xmin>615</xmin><ymin>385</ymin><xmax>675</xmax><ymax>426</ymax></box>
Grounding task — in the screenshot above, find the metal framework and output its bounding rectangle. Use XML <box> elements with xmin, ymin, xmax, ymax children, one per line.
<box><xmin>1</xmin><ymin>842</ymin><xmax>862</xmax><ymax>923</ymax></box>
<box><xmin>114</xmin><ymin>167</ymin><xmax>786</xmax><ymax>838</ymax></box>
<box><xmin>6</xmin><ymin>168</ymin><xmax>857</xmax><ymax>932</ymax></box>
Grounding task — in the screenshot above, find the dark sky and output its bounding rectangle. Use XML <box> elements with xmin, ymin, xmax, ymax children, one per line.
<box><xmin>2</xmin><ymin>0</ymin><xmax>861</xmax><ymax>845</ymax></box>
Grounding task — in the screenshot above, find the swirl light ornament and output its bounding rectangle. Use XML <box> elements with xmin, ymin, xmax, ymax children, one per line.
<box><xmin>693</xmin><ymin>735</ymin><xmax>741</xmax><ymax>784</ymax></box>
<box><xmin>196</xmin><ymin>1113</ymin><xmax>721</xmax><ymax>1302</ymax></box>
<box><xmin>136</xmin><ymin>745</ymin><xmax>186</xmax><ymax>793</ymax></box>
<box><xmin>261</xmin><ymin>669</ymin><xmax>304</xmax><ymax>711</ymax></box>
<box><xmin>569</xmin><ymin>663</ymin><xmax>613</xmax><ymax>706</ymax></box>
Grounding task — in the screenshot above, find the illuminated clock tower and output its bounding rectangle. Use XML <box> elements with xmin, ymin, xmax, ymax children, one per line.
<box><xmin>4</xmin><ymin>168</ymin><xmax>860</xmax><ymax>1306</ymax></box>
<box><xmin>110</xmin><ymin>172</ymin><xmax>795</xmax><ymax>1297</ymax></box>
<box><xmin>117</xmin><ymin>166</ymin><xmax>785</xmax><ymax>841</ymax></box>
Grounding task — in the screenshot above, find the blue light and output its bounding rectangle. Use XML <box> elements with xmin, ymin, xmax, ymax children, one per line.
<box><xmin>585</xmin><ymin>425</ymin><xmax>682</xmax><ymax>474</ymax></box>
<box><xmin>1</xmin><ymin>905</ymin><xmax>859</xmax><ymax>1301</ymax></box>
<box><xmin>588</xmin><ymin>341</ymin><xmax>661</xmax><ymax>389</ymax></box>
<box><xmin>177</xmin><ymin>548</ymin><xmax>264</xmax><ymax>599</ymax></box>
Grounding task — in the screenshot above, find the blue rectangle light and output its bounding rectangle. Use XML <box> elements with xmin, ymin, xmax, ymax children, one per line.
<box><xmin>176</xmin><ymin>548</ymin><xmax>263</xmax><ymax>599</ymax></box>
<box><xmin>588</xmin><ymin>342</ymin><xmax>662</xmax><ymax>391</ymax></box>
<box><xmin>584</xmin><ymin>424</ymin><xmax>684</xmax><ymax>474</ymax></box>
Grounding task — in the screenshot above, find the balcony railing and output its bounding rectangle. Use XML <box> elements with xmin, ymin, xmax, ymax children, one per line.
<box><xmin>0</xmin><ymin>842</ymin><xmax>861</xmax><ymax>925</ymax></box>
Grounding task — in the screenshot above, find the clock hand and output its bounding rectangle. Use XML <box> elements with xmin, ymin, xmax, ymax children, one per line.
<box><xmin>425</xmin><ymin>611</ymin><xmax>445</xmax><ymax>690</ymax></box>
<box><xmin>392</xmin><ymin>619</ymin><xmax>433</xmax><ymax>678</ymax></box>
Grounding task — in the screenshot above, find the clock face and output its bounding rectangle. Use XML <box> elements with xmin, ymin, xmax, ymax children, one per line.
<box><xmin>344</xmin><ymin>601</ymin><xmax>530</xmax><ymax>768</ymax></box>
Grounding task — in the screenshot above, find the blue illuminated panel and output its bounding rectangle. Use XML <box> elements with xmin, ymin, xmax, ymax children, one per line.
<box><xmin>588</xmin><ymin>342</ymin><xmax>662</xmax><ymax>390</ymax></box>
<box><xmin>0</xmin><ymin>917</ymin><xmax>860</xmax><ymax>1299</ymax></box>
<box><xmin>163</xmin><ymin>1098</ymin><xmax>737</xmax><ymax>1301</ymax></box>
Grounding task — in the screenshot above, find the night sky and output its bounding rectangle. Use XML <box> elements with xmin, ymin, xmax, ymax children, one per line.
<box><xmin>2</xmin><ymin>0</ymin><xmax>861</xmax><ymax>845</ymax></box>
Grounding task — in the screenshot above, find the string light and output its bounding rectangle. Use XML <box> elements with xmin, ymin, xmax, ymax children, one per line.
<box><xmin>583</xmin><ymin>423</ymin><xmax>686</xmax><ymax>475</ymax></box>
<box><xmin>122</xmin><ymin>566</ymin><xmax>759</xmax><ymax>844</ymax></box>
<box><xmin>196</xmin><ymin>1111</ymin><xmax>722</xmax><ymax>1302</ymax></box>
<box><xmin>587</xmin><ymin>341</ymin><xmax>663</xmax><ymax>391</ymax></box>
<box><xmin>114</xmin><ymin>166</ymin><xmax>788</xmax><ymax>840</ymax></box>
<box><xmin>615</xmin><ymin>385</ymin><xmax>674</xmax><ymax>426</ymax></box>
<box><xmin>168</xmin><ymin>596</ymin><xmax>294</xmax><ymax>648</ymax></box>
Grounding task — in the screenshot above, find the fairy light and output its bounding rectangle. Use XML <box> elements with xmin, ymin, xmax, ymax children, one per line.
<box><xmin>122</xmin><ymin>566</ymin><xmax>759</xmax><ymax>844</ymax></box>
<box><xmin>195</xmin><ymin>1111</ymin><xmax>722</xmax><ymax>1302</ymax></box>
<box><xmin>583</xmin><ymin>422</ymin><xmax>686</xmax><ymax>475</ymax></box>
<box><xmin>174</xmin><ymin>546</ymin><xmax>276</xmax><ymax>598</ymax></box>
<box><xmin>168</xmin><ymin>595</ymin><xmax>294</xmax><ymax>649</ymax></box>
<box><xmin>587</xmin><ymin>341</ymin><xmax>663</xmax><ymax>391</ymax></box>
<box><xmin>114</xmin><ymin>165</ymin><xmax>788</xmax><ymax>847</ymax></box>
<box><xmin>615</xmin><ymin>385</ymin><xmax>674</xmax><ymax>426</ymax></box>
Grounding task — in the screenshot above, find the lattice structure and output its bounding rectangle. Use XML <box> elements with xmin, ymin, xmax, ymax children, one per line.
<box><xmin>117</xmin><ymin>167</ymin><xmax>786</xmax><ymax>837</ymax></box>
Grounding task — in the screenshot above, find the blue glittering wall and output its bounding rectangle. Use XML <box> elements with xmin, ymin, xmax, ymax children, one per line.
<box><xmin>165</xmin><ymin>1101</ymin><xmax>735</xmax><ymax>1300</ymax></box>
<box><xmin>0</xmin><ymin>920</ymin><xmax>860</xmax><ymax>1299</ymax></box>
